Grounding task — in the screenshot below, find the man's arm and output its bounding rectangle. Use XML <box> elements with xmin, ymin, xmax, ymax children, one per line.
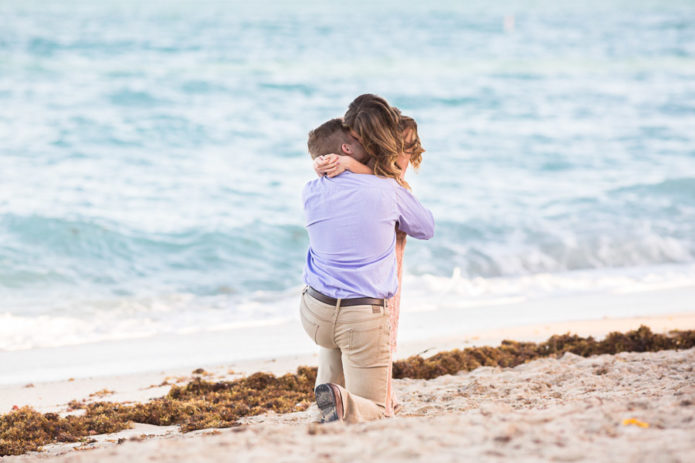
<box><xmin>394</xmin><ymin>186</ymin><xmax>434</xmax><ymax>240</ymax></box>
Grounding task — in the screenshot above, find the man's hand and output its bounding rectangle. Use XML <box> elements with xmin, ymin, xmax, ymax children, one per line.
<box><xmin>313</xmin><ymin>153</ymin><xmax>349</xmax><ymax>178</ymax></box>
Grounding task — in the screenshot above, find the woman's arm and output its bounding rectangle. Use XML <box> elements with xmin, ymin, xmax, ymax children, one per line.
<box><xmin>313</xmin><ymin>153</ymin><xmax>373</xmax><ymax>178</ymax></box>
<box><xmin>338</xmin><ymin>156</ymin><xmax>372</xmax><ymax>175</ymax></box>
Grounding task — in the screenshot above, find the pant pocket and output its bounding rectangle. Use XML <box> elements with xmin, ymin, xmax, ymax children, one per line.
<box><xmin>346</xmin><ymin>317</ymin><xmax>390</xmax><ymax>367</ymax></box>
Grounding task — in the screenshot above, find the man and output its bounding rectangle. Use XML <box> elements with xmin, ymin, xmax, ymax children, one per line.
<box><xmin>300</xmin><ymin>118</ymin><xmax>434</xmax><ymax>423</ymax></box>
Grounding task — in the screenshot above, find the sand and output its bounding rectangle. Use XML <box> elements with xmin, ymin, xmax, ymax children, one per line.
<box><xmin>3</xmin><ymin>314</ymin><xmax>695</xmax><ymax>462</ymax></box>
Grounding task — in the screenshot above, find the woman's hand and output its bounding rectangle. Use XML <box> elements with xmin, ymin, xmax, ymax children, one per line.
<box><xmin>314</xmin><ymin>154</ymin><xmax>373</xmax><ymax>177</ymax></box>
<box><xmin>314</xmin><ymin>153</ymin><xmax>354</xmax><ymax>178</ymax></box>
<box><xmin>313</xmin><ymin>154</ymin><xmax>341</xmax><ymax>177</ymax></box>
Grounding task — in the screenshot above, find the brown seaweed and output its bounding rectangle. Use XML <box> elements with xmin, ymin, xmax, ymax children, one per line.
<box><xmin>392</xmin><ymin>325</ymin><xmax>695</xmax><ymax>379</ymax></box>
<box><xmin>2</xmin><ymin>326</ymin><xmax>694</xmax><ymax>456</ymax></box>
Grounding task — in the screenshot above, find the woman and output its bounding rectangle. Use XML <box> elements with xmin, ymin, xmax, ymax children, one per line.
<box><xmin>343</xmin><ymin>94</ymin><xmax>426</xmax><ymax>415</ymax></box>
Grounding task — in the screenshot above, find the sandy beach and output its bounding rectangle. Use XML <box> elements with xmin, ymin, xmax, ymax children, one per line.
<box><xmin>3</xmin><ymin>313</ymin><xmax>694</xmax><ymax>462</ymax></box>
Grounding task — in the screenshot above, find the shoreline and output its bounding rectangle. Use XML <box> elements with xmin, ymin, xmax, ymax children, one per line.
<box><xmin>2</xmin><ymin>311</ymin><xmax>694</xmax><ymax>416</ymax></box>
<box><xmin>3</xmin><ymin>280</ymin><xmax>694</xmax><ymax>389</ymax></box>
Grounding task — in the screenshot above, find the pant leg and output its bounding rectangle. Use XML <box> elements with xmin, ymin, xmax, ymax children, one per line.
<box><xmin>333</xmin><ymin>303</ymin><xmax>391</xmax><ymax>423</ymax></box>
<box><xmin>386</xmin><ymin>230</ymin><xmax>407</xmax><ymax>415</ymax></box>
<box><xmin>316</xmin><ymin>347</ymin><xmax>345</xmax><ymax>388</ymax></box>
<box><xmin>299</xmin><ymin>290</ymin><xmax>345</xmax><ymax>390</ymax></box>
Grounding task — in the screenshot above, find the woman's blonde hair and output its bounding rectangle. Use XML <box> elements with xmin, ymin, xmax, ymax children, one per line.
<box><xmin>343</xmin><ymin>94</ymin><xmax>425</xmax><ymax>188</ymax></box>
<box><xmin>396</xmin><ymin>110</ymin><xmax>425</xmax><ymax>170</ymax></box>
<box><xmin>344</xmin><ymin>94</ymin><xmax>406</xmax><ymax>187</ymax></box>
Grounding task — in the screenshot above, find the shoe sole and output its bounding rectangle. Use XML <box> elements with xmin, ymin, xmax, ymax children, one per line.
<box><xmin>315</xmin><ymin>384</ymin><xmax>339</xmax><ymax>423</ymax></box>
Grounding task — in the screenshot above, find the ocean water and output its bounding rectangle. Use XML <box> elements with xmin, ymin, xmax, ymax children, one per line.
<box><xmin>1</xmin><ymin>0</ymin><xmax>695</xmax><ymax>352</ymax></box>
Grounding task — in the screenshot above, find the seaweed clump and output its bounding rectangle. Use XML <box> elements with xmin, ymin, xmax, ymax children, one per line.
<box><xmin>0</xmin><ymin>406</ymin><xmax>129</xmax><ymax>455</ymax></box>
<box><xmin>0</xmin><ymin>366</ymin><xmax>317</xmax><ymax>456</ymax></box>
<box><xmin>392</xmin><ymin>325</ymin><xmax>695</xmax><ymax>379</ymax></box>
<box><xmin>128</xmin><ymin>367</ymin><xmax>318</xmax><ymax>432</ymax></box>
<box><xmin>2</xmin><ymin>326</ymin><xmax>694</xmax><ymax>456</ymax></box>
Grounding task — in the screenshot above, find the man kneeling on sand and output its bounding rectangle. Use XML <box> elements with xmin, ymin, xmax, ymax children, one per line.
<box><xmin>300</xmin><ymin>118</ymin><xmax>434</xmax><ymax>423</ymax></box>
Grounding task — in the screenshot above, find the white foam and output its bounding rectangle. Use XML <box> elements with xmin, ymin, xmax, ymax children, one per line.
<box><xmin>2</xmin><ymin>264</ymin><xmax>694</xmax><ymax>353</ymax></box>
<box><xmin>399</xmin><ymin>263</ymin><xmax>695</xmax><ymax>314</ymax></box>
<box><xmin>0</xmin><ymin>286</ymin><xmax>306</xmax><ymax>352</ymax></box>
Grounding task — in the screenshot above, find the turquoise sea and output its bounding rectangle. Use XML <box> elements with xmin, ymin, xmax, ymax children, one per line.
<box><xmin>1</xmin><ymin>0</ymin><xmax>695</xmax><ymax>353</ymax></box>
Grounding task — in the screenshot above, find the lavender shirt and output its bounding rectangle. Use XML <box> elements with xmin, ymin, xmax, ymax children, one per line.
<box><xmin>302</xmin><ymin>171</ymin><xmax>434</xmax><ymax>299</ymax></box>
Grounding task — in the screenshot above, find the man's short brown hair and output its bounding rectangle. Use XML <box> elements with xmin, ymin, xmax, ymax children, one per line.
<box><xmin>307</xmin><ymin>118</ymin><xmax>351</xmax><ymax>159</ymax></box>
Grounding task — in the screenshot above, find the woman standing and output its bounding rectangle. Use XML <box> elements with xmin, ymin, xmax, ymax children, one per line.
<box><xmin>343</xmin><ymin>94</ymin><xmax>426</xmax><ymax>415</ymax></box>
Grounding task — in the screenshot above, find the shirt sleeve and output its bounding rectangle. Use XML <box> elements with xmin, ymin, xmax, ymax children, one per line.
<box><xmin>394</xmin><ymin>185</ymin><xmax>435</xmax><ymax>240</ymax></box>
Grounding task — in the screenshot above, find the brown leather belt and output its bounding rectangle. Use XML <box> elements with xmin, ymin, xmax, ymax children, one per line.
<box><xmin>306</xmin><ymin>286</ymin><xmax>387</xmax><ymax>308</ymax></box>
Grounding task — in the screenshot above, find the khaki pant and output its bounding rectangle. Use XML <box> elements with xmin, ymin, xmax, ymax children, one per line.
<box><xmin>299</xmin><ymin>287</ymin><xmax>391</xmax><ymax>423</ymax></box>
